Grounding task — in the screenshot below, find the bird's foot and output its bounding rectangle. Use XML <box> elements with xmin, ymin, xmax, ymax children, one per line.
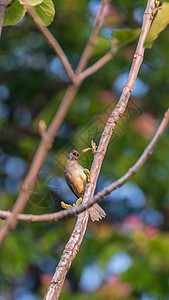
<box><xmin>61</xmin><ymin>201</ymin><xmax>73</xmax><ymax>209</ymax></box>
<box><xmin>61</xmin><ymin>197</ymin><xmax>83</xmax><ymax>209</ymax></box>
<box><xmin>75</xmin><ymin>197</ymin><xmax>83</xmax><ymax>205</ymax></box>
<box><xmin>83</xmin><ymin>168</ymin><xmax>90</xmax><ymax>182</ymax></box>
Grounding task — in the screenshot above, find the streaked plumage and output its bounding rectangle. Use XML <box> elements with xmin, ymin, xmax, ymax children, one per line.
<box><xmin>64</xmin><ymin>150</ymin><xmax>106</xmax><ymax>221</ymax></box>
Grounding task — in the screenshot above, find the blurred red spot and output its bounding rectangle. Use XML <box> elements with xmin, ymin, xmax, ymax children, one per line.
<box><xmin>131</xmin><ymin>113</ymin><xmax>157</xmax><ymax>138</ymax></box>
<box><xmin>101</xmin><ymin>275</ymin><xmax>132</xmax><ymax>297</ymax></box>
<box><xmin>123</xmin><ymin>46</ymin><xmax>135</xmax><ymax>61</ymax></box>
<box><xmin>122</xmin><ymin>215</ymin><xmax>143</xmax><ymax>231</ymax></box>
<box><xmin>144</xmin><ymin>225</ymin><xmax>158</xmax><ymax>239</ymax></box>
<box><xmin>40</xmin><ymin>272</ymin><xmax>52</xmax><ymax>285</ymax></box>
<box><xmin>98</xmin><ymin>90</ymin><xmax>116</xmax><ymax>104</ymax></box>
<box><xmin>40</xmin><ymin>273</ymin><xmax>53</xmax><ymax>295</ymax></box>
<box><xmin>103</xmin><ymin>4</ymin><xmax>125</xmax><ymax>26</ymax></box>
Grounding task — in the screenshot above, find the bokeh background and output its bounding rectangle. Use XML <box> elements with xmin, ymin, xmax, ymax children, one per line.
<box><xmin>0</xmin><ymin>0</ymin><xmax>169</xmax><ymax>299</ymax></box>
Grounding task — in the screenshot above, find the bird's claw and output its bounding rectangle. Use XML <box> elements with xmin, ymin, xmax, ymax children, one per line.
<box><xmin>61</xmin><ymin>197</ymin><xmax>83</xmax><ymax>210</ymax></box>
<box><xmin>76</xmin><ymin>197</ymin><xmax>83</xmax><ymax>205</ymax></box>
<box><xmin>61</xmin><ymin>201</ymin><xmax>73</xmax><ymax>209</ymax></box>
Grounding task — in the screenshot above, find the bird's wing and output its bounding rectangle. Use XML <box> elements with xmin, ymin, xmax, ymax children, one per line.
<box><xmin>64</xmin><ymin>169</ymin><xmax>83</xmax><ymax>198</ymax></box>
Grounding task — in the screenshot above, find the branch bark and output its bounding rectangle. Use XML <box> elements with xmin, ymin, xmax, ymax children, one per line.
<box><xmin>0</xmin><ymin>0</ymin><xmax>8</xmax><ymax>37</ymax></box>
<box><xmin>0</xmin><ymin>0</ymin><xmax>110</xmax><ymax>246</ymax></box>
<box><xmin>44</xmin><ymin>0</ymin><xmax>155</xmax><ymax>299</ymax></box>
<box><xmin>77</xmin><ymin>48</ymin><xmax>117</xmax><ymax>82</ymax></box>
<box><xmin>75</xmin><ymin>0</ymin><xmax>110</xmax><ymax>75</ymax></box>
<box><xmin>0</xmin><ymin>108</ymin><xmax>168</xmax><ymax>224</ymax></box>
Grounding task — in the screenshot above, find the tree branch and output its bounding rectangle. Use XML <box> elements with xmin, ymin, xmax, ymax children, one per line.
<box><xmin>0</xmin><ymin>0</ymin><xmax>8</xmax><ymax>38</ymax></box>
<box><xmin>76</xmin><ymin>0</ymin><xmax>110</xmax><ymax>75</ymax></box>
<box><xmin>0</xmin><ymin>84</ymin><xmax>78</xmax><ymax>246</ymax></box>
<box><xmin>77</xmin><ymin>48</ymin><xmax>117</xmax><ymax>82</ymax></box>
<box><xmin>0</xmin><ymin>108</ymin><xmax>168</xmax><ymax>223</ymax></box>
<box><xmin>25</xmin><ymin>4</ymin><xmax>75</xmax><ymax>82</ymax></box>
<box><xmin>0</xmin><ymin>0</ymin><xmax>110</xmax><ymax>246</ymax></box>
<box><xmin>44</xmin><ymin>0</ymin><xmax>155</xmax><ymax>299</ymax></box>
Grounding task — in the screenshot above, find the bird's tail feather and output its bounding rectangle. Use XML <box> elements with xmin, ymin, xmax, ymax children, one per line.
<box><xmin>89</xmin><ymin>203</ymin><xmax>106</xmax><ymax>222</ymax></box>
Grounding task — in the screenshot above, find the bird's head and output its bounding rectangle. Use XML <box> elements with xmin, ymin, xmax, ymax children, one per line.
<box><xmin>68</xmin><ymin>150</ymin><xmax>79</xmax><ymax>161</ymax></box>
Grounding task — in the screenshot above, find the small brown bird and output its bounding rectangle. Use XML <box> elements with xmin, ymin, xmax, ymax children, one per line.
<box><xmin>62</xmin><ymin>150</ymin><xmax>106</xmax><ymax>222</ymax></box>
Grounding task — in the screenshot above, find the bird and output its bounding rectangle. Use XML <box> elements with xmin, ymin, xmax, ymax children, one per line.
<box><xmin>61</xmin><ymin>150</ymin><xmax>106</xmax><ymax>222</ymax></box>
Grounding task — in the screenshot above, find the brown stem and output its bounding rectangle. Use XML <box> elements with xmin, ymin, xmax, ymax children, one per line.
<box><xmin>84</xmin><ymin>0</ymin><xmax>155</xmax><ymax>208</ymax></box>
<box><xmin>77</xmin><ymin>48</ymin><xmax>117</xmax><ymax>82</ymax></box>
<box><xmin>76</xmin><ymin>0</ymin><xmax>110</xmax><ymax>75</ymax></box>
<box><xmin>0</xmin><ymin>0</ymin><xmax>8</xmax><ymax>37</ymax></box>
<box><xmin>26</xmin><ymin>4</ymin><xmax>75</xmax><ymax>82</ymax></box>
<box><xmin>0</xmin><ymin>84</ymin><xmax>78</xmax><ymax>246</ymax></box>
<box><xmin>44</xmin><ymin>0</ymin><xmax>155</xmax><ymax>299</ymax></box>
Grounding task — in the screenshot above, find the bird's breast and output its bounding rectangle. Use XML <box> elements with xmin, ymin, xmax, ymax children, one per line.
<box><xmin>64</xmin><ymin>161</ymin><xmax>87</xmax><ymax>197</ymax></box>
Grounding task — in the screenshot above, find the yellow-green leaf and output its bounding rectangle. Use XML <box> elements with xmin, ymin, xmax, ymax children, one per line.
<box><xmin>3</xmin><ymin>0</ymin><xmax>27</xmax><ymax>26</ymax></box>
<box><xmin>34</xmin><ymin>0</ymin><xmax>55</xmax><ymax>26</ymax></box>
<box><xmin>145</xmin><ymin>2</ymin><xmax>169</xmax><ymax>48</ymax></box>
<box><xmin>112</xmin><ymin>28</ymin><xmax>141</xmax><ymax>47</ymax></box>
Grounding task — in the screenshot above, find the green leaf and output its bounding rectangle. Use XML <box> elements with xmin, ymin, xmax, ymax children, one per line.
<box><xmin>3</xmin><ymin>0</ymin><xmax>27</xmax><ymax>26</ymax></box>
<box><xmin>34</xmin><ymin>0</ymin><xmax>55</xmax><ymax>26</ymax></box>
<box><xmin>112</xmin><ymin>28</ymin><xmax>141</xmax><ymax>47</ymax></box>
<box><xmin>91</xmin><ymin>37</ymin><xmax>112</xmax><ymax>57</ymax></box>
<box><xmin>145</xmin><ymin>2</ymin><xmax>169</xmax><ymax>48</ymax></box>
<box><xmin>19</xmin><ymin>0</ymin><xmax>43</xmax><ymax>6</ymax></box>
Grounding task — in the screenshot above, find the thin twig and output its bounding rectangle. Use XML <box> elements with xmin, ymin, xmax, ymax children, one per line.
<box><xmin>77</xmin><ymin>48</ymin><xmax>117</xmax><ymax>82</ymax></box>
<box><xmin>26</xmin><ymin>4</ymin><xmax>75</xmax><ymax>82</ymax></box>
<box><xmin>0</xmin><ymin>0</ymin><xmax>110</xmax><ymax>246</ymax></box>
<box><xmin>0</xmin><ymin>108</ymin><xmax>168</xmax><ymax>223</ymax></box>
<box><xmin>0</xmin><ymin>0</ymin><xmax>8</xmax><ymax>37</ymax></box>
<box><xmin>76</xmin><ymin>0</ymin><xmax>110</xmax><ymax>75</ymax></box>
<box><xmin>0</xmin><ymin>84</ymin><xmax>78</xmax><ymax>246</ymax></box>
<box><xmin>44</xmin><ymin>0</ymin><xmax>155</xmax><ymax>299</ymax></box>
<box><xmin>8</xmin><ymin>0</ymin><xmax>16</xmax><ymax>7</ymax></box>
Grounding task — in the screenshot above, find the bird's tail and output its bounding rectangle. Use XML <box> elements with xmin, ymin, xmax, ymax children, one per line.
<box><xmin>89</xmin><ymin>203</ymin><xmax>106</xmax><ymax>222</ymax></box>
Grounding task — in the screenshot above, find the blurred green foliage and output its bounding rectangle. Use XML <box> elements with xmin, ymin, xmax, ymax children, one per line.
<box><xmin>145</xmin><ymin>2</ymin><xmax>169</xmax><ymax>48</ymax></box>
<box><xmin>0</xmin><ymin>0</ymin><xmax>169</xmax><ymax>299</ymax></box>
